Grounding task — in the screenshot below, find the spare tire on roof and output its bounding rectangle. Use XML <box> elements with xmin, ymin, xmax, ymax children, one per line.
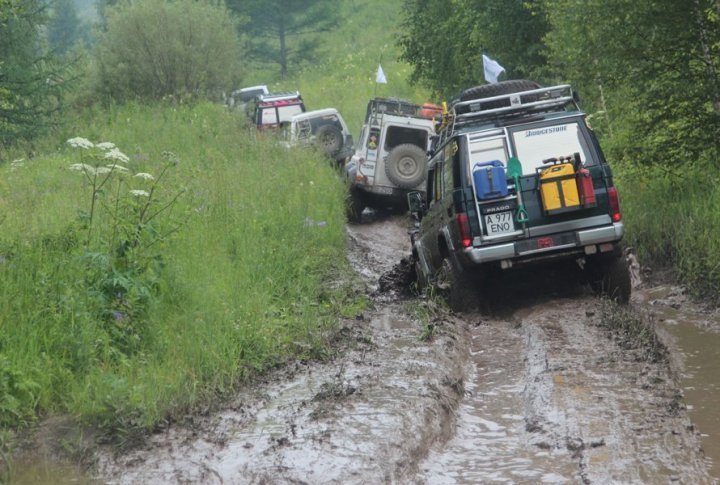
<box><xmin>384</xmin><ymin>144</ymin><xmax>428</xmax><ymax>189</ymax></box>
<box><xmin>456</xmin><ymin>80</ymin><xmax>542</xmax><ymax>113</ymax></box>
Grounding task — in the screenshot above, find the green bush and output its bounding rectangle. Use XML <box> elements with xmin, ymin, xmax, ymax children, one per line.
<box><xmin>94</xmin><ymin>0</ymin><xmax>243</xmax><ymax>101</ymax></box>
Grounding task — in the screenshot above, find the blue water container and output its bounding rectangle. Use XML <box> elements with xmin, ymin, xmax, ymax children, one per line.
<box><xmin>473</xmin><ymin>160</ymin><xmax>508</xmax><ymax>200</ymax></box>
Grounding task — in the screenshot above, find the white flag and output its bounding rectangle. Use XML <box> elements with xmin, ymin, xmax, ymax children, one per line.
<box><xmin>376</xmin><ymin>64</ymin><xmax>387</xmax><ymax>84</ymax></box>
<box><xmin>483</xmin><ymin>54</ymin><xmax>505</xmax><ymax>84</ymax></box>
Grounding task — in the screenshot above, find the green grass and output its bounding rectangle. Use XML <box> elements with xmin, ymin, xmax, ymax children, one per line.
<box><xmin>0</xmin><ymin>102</ymin><xmax>356</xmax><ymax>438</ymax></box>
<box><xmin>616</xmin><ymin>160</ymin><xmax>720</xmax><ymax>304</ymax></box>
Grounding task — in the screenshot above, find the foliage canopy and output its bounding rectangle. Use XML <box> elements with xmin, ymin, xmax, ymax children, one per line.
<box><xmin>94</xmin><ymin>0</ymin><xmax>243</xmax><ymax>101</ymax></box>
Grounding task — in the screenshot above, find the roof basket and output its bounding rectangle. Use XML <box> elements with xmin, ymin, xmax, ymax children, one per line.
<box><xmin>451</xmin><ymin>84</ymin><xmax>577</xmax><ymax>123</ymax></box>
<box><xmin>365</xmin><ymin>97</ymin><xmax>421</xmax><ymax>120</ymax></box>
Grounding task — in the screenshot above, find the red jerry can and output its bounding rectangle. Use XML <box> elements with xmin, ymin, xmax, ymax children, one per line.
<box><xmin>576</xmin><ymin>167</ymin><xmax>596</xmax><ymax>206</ymax></box>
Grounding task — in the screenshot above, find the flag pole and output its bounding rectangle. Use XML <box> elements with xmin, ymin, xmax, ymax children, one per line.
<box><xmin>374</xmin><ymin>53</ymin><xmax>382</xmax><ymax>97</ymax></box>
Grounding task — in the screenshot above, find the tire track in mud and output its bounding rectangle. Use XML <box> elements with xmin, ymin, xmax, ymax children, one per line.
<box><xmin>95</xmin><ymin>215</ymin><xmax>713</xmax><ymax>484</ymax></box>
<box><xmin>419</xmin><ymin>298</ymin><xmax>712</xmax><ymax>483</ymax></box>
<box><xmin>95</xmin><ymin>214</ymin><xmax>470</xmax><ymax>483</ymax></box>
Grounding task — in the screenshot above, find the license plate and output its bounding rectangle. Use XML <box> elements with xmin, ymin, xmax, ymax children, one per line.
<box><xmin>372</xmin><ymin>186</ymin><xmax>393</xmax><ymax>195</ymax></box>
<box><xmin>484</xmin><ymin>211</ymin><xmax>516</xmax><ymax>236</ymax></box>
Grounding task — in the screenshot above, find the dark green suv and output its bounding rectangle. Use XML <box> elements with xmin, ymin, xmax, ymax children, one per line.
<box><xmin>408</xmin><ymin>80</ymin><xmax>630</xmax><ymax>311</ymax></box>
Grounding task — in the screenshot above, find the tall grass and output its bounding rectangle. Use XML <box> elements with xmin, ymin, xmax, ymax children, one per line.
<box><xmin>0</xmin><ymin>102</ymin><xmax>354</xmax><ymax>437</ymax></box>
<box><xmin>616</xmin><ymin>160</ymin><xmax>720</xmax><ymax>304</ymax></box>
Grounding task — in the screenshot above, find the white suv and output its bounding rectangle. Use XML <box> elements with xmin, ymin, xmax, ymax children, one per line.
<box><xmin>344</xmin><ymin>98</ymin><xmax>438</xmax><ymax>221</ymax></box>
<box><xmin>284</xmin><ymin>108</ymin><xmax>354</xmax><ymax>165</ymax></box>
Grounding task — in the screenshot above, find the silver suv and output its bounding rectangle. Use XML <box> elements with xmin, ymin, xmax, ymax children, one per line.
<box><xmin>344</xmin><ymin>98</ymin><xmax>437</xmax><ymax>221</ymax></box>
<box><xmin>284</xmin><ymin>108</ymin><xmax>354</xmax><ymax>165</ymax></box>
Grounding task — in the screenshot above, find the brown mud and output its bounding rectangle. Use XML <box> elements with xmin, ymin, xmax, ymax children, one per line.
<box><xmin>15</xmin><ymin>212</ymin><xmax>720</xmax><ymax>483</ymax></box>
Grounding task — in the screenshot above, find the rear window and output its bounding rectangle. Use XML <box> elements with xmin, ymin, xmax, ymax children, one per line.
<box><xmin>510</xmin><ymin>121</ymin><xmax>592</xmax><ymax>175</ymax></box>
<box><xmin>239</xmin><ymin>89</ymin><xmax>265</xmax><ymax>102</ymax></box>
<box><xmin>384</xmin><ymin>126</ymin><xmax>428</xmax><ymax>151</ymax></box>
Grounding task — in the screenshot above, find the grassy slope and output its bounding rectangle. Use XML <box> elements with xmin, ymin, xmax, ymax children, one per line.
<box><xmin>0</xmin><ymin>102</ymin><xmax>360</xmax><ymax>438</ymax></box>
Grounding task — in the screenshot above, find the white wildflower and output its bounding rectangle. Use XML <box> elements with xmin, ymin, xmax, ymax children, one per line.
<box><xmin>69</xmin><ymin>163</ymin><xmax>96</xmax><ymax>174</ymax></box>
<box><xmin>130</xmin><ymin>189</ymin><xmax>150</xmax><ymax>197</ymax></box>
<box><xmin>95</xmin><ymin>167</ymin><xmax>112</xmax><ymax>175</ymax></box>
<box><xmin>134</xmin><ymin>172</ymin><xmax>155</xmax><ymax>181</ymax></box>
<box><xmin>106</xmin><ymin>163</ymin><xmax>129</xmax><ymax>173</ymax></box>
<box><xmin>67</xmin><ymin>137</ymin><xmax>94</xmax><ymax>149</ymax></box>
<box><xmin>95</xmin><ymin>142</ymin><xmax>116</xmax><ymax>150</ymax></box>
<box><xmin>104</xmin><ymin>148</ymin><xmax>130</xmax><ymax>163</ymax></box>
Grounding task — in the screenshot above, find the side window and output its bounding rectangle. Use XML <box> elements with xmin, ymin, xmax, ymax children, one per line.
<box><xmin>297</xmin><ymin>119</ymin><xmax>312</xmax><ymax>139</ymax></box>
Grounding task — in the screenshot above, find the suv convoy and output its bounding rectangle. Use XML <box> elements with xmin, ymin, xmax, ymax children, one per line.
<box><xmin>408</xmin><ymin>80</ymin><xmax>630</xmax><ymax>310</ymax></box>
<box><xmin>284</xmin><ymin>108</ymin><xmax>354</xmax><ymax>165</ymax></box>
<box><xmin>344</xmin><ymin>97</ymin><xmax>439</xmax><ymax>220</ymax></box>
<box><xmin>250</xmin><ymin>91</ymin><xmax>305</xmax><ymax>130</ymax></box>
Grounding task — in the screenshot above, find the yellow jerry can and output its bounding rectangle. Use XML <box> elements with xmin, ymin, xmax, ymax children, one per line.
<box><xmin>539</xmin><ymin>162</ymin><xmax>580</xmax><ymax>214</ymax></box>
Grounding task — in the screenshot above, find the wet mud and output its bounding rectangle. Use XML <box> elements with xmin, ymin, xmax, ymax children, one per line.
<box><xmin>21</xmin><ymin>213</ymin><xmax>719</xmax><ymax>483</ymax></box>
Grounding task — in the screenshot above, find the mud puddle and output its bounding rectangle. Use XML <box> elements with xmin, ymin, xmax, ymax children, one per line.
<box><xmin>638</xmin><ymin>285</ymin><xmax>720</xmax><ymax>479</ymax></box>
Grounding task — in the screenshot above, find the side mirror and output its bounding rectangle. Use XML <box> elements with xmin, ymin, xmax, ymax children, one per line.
<box><xmin>407</xmin><ymin>191</ymin><xmax>425</xmax><ymax>219</ymax></box>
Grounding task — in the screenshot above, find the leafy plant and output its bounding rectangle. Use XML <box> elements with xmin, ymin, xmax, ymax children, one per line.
<box><xmin>67</xmin><ymin>138</ymin><xmax>186</xmax><ymax>355</ymax></box>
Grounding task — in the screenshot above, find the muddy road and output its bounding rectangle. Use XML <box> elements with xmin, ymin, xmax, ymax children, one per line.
<box><xmin>90</xmin><ymin>214</ymin><xmax>716</xmax><ymax>484</ymax></box>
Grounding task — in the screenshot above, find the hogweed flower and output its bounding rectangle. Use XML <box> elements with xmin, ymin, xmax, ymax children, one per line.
<box><xmin>67</xmin><ymin>137</ymin><xmax>94</xmax><ymax>149</ymax></box>
<box><xmin>95</xmin><ymin>142</ymin><xmax>116</xmax><ymax>150</ymax></box>
<box><xmin>129</xmin><ymin>189</ymin><xmax>150</xmax><ymax>197</ymax></box>
<box><xmin>69</xmin><ymin>163</ymin><xmax>96</xmax><ymax>174</ymax></box>
<box><xmin>134</xmin><ymin>172</ymin><xmax>155</xmax><ymax>181</ymax></box>
<box><xmin>104</xmin><ymin>148</ymin><xmax>130</xmax><ymax>164</ymax></box>
<box><xmin>106</xmin><ymin>163</ymin><xmax>128</xmax><ymax>173</ymax></box>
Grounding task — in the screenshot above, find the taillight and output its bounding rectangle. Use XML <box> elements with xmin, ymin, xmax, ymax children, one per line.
<box><xmin>456</xmin><ymin>213</ymin><xmax>472</xmax><ymax>248</ymax></box>
<box><xmin>608</xmin><ymin>186</ymin><xmax>622</xmax><ymax>222</ymax></box>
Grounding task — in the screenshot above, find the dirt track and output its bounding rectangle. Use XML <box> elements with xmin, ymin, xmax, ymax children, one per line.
<box><xmin>94</xmin><ymin>214</ymin><xmax>715</xmax><ymax>484</ymax></box>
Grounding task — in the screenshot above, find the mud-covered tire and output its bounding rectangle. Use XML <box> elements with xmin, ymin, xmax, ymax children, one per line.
<box><xmin>589</xmin><ymin>256</ymin><xmax>631</xmax><ymax>304</ymax></box>
<box><xmin>384</xmin><ymin>144</ymin><xmax>427</xmax><ymax>189</ymax></box>
<box><xmin>346</xmin><ymin>187</ymin><xmax>365</xmax><ymax>223</ymax></box>
<box><xmin>434</xmin><ymin>257</ymin><xmax>476</xmax><ymax>312</ymax></box>
<box><xmin>315</xmin><ymin>125</ymin><xmax>343</xmax><ymax>157</ymax></box>
<box><xmin>414</xmin><ymin>259</ymin><xmax>428</xmax><ymax>293</ymax></box>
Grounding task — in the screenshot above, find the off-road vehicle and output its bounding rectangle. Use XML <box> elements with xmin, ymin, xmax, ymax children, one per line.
<box><xmin>344</xmin><ymin>97</ymin><xmax>438</xmax><ymax>221</ymax></box>
<box><xmin>226</xmin><ymin>84</ymin><xmax>269</xmax><ymax>111</ymax></box>
<box><xmin>408</xmin><ymin>80</ymin><xmax>630</xmax><ymax>310</ymax></box>
<box><xmin>284</xmin><ymin>108</ymin><xmax>354</xmax><ymax>165</ymax></box>
<box><xmin>250</xmin><ymin>91</ymin><xmax>305</xmax><ymax>130</ymax></box>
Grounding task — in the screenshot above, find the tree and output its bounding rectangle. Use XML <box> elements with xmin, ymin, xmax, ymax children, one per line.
<box><xmin>94</xmin><ymin>0</ymin><xmax>243</xmax><ymax>101</ymax></box>
<box><xmin>541</xmin><ymin>0</ymin><xmax>719</xmax><ymax>167</ymax></box>
<box><xmin>227</xmin><ymin>0</ymin><xmax>341</xmax><ymax>79</ymax></box>
<box><xmin>398</xmin><ymin>0</ymin><xmax>549</xmax><ymax>99</ymax></box>
<box><xmin>47</xmin><ymin>0</ymin><xmax>89</xmax><ymax>55</ymax></box>
<box><xmin>0</xmin><ymin>0</ymin><xmax>67</xmax><ymax>144</ymax></box>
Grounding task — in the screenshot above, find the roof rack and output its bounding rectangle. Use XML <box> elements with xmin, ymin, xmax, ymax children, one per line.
<box><xmin>449</xmin><ymin>84</ymin><xmax>578</xmax><ymax>128</ymax></box>
<box><xmin>365</xmin><ymin>97</ymin><xmax>421</xmax><ymax>121</ymax></box>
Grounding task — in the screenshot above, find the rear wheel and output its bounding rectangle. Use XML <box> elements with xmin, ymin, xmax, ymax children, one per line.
<box><xmin>587</xmin><ymin>255</ymin><xmax>631</xmax><ymax>304</ymax></box>
<box><xmin>315</xmin><ymin>125</ymin><xmax>343</xmax><ymax>158</ymax></box>
<box><xmin>434</xmin><ymin>257</ymin><xmax>476</xmax><ymax>312</ymax></box>
<box><xmin>346</xmin><ymin>187</ymin><xmax>365</xmax><ymax>223</ymax></box>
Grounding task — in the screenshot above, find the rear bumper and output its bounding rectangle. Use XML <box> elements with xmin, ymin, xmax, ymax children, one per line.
<box><xmin>465</xmin><ymin>222</ymin><xmax>624</xmax><ymax>265</ymax></box>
